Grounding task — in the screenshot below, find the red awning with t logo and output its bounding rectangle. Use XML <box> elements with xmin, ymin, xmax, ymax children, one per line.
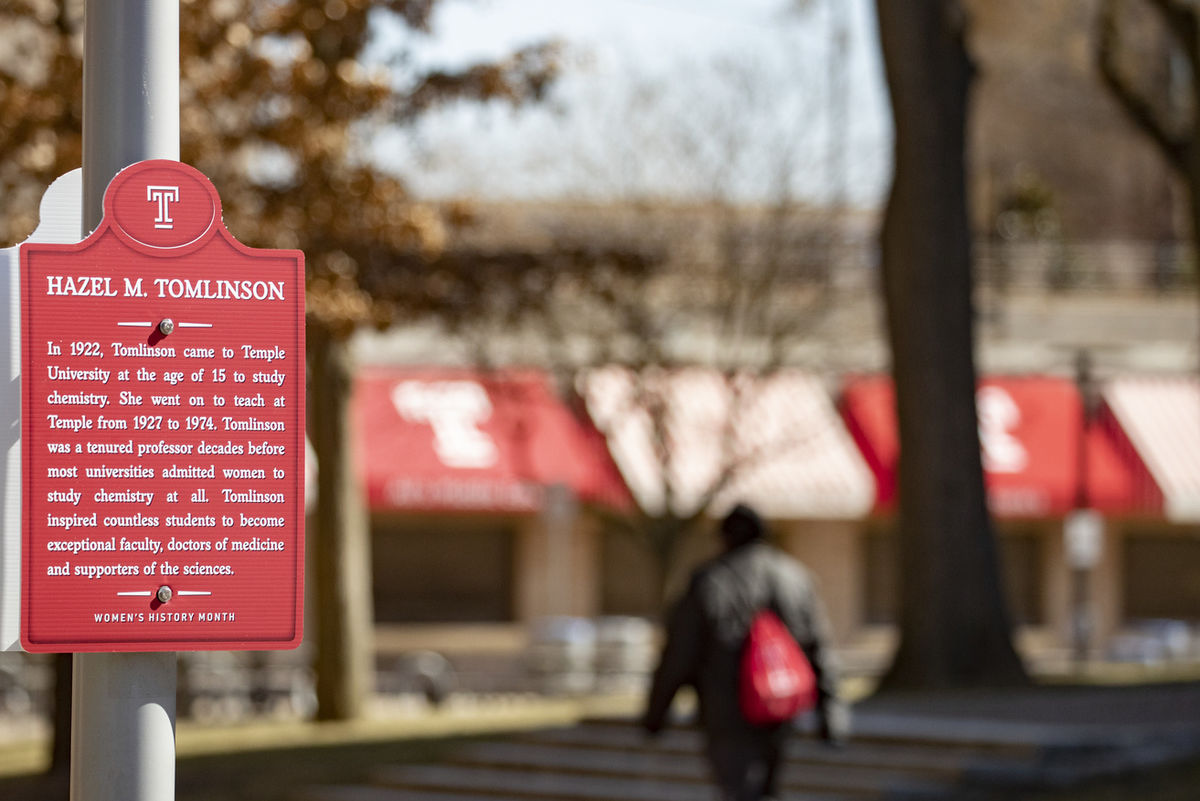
<box><xmin>352</xmin><ymin>367</ymin><xmax>629</xmax><ymax>513</ymax></box>
<box><xmin>840</xmin><ymin>375</ymin><xmax>1154</xmax><ymax>518</ymax></box>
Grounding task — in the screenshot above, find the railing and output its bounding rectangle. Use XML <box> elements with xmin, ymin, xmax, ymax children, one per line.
<box><xmin>976</xmin><ymin>239</ymin><xmax>1194</xmax><ymax>295</ymax></box>
<box><xmin>744</xmin><ymin>236</ymin><xmax>1195</xmax><ymax>298</ymax></box>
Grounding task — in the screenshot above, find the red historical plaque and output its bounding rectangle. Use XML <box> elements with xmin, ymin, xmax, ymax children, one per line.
<box><xmin>19</xmin><ymin>160</ymin><xmax>304</xmax><ymax>652</ymax></box>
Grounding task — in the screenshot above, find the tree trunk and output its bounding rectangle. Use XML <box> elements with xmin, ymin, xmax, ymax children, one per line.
<box><xmin>875</xmin><ymin>0</ymin><xmax>1027</xmax><ymax>689</ymax></box>
<box><xmin>1190</xmin><ymin>71</ymin><xmax>1200</xmax><ymax>349</ymax></box>
<box><xmin>309</xmin><ymin>326</ymin><xmax>375</xmax><ymax>719</ymax></box>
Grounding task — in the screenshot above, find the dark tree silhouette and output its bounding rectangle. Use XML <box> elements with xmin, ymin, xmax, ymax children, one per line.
<box><xmin>874</xmin><ymin>0</ymin><xmax>1028</xmax><ymax>689</ymax></box>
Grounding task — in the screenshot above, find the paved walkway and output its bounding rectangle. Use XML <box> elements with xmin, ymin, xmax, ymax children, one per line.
<box><xmin>856</xmin><ymin>681</ymin><xmax>1200</xmax><ymax>728</ymax></box>
<box><xmin>3</xmin><ymin>682</ymin><xmax>1200</xmax><ymax>800</ymax></box>
<box><xmin>847</xmin><ymin>682</ymin><xmax>1200</xmax><ymax>794</ymax></box>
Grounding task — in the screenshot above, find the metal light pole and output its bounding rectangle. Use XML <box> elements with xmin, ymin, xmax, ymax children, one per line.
<box><xmin>73</xmin><ymin>3</ymin><xmax>179</xmax><ymax>800</ymax></box>
<box><xmin>1066</xmin><ymin>350</ymin><xmax>1102</xmax><ymax>668</ymax></box>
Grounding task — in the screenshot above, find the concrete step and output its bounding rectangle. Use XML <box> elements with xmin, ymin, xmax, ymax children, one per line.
<box><xmin>372</xmin><ymin>763</ymin><xmax>856</xmax><ymax>801</ymax></box>
<box><xmin>298</xmin><ymin>700</ymin><xmax>1200</xmax><ymax>801</ymax></box>
<box><xmin>517</xmin><ymin>720</ymin><xmax>1033</xmax><ymax>772</ymax></box>
<box><xmin>299</xmin><ymin>786</ymin><xmax>537</xmax><ymax>801</ymax></box>
<box><xmin>448</xmin><ymin>739</ymin><xmax>953</xmax><ymax>798</ymax></box>
<box><xmin>329</xmin><ymin>717</ymin><xmax>1048</xmax><ymax>801</ymax></box>
<box><xmin>574</xmin><ymin>716</ymin><xmax>1041</xmax><ymax>755</ymax></box>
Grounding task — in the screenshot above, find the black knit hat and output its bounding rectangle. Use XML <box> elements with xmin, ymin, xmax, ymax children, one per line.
<box><xmin>720</xmin><ymin>503</ymin><xmax>765</xmax><ymax>547</ymax></box>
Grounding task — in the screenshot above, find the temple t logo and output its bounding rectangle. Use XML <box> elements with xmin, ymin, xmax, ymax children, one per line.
<box><xmin>146</xmin><ymin>185</ymin><xmax>180</xmax><ymax>229</ymax></box>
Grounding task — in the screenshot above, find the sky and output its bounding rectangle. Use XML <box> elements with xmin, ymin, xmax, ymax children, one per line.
<box><xmin>369</xmin><ymin>0</ymin><xmax>892</xmax><ymax>208</ymax></box>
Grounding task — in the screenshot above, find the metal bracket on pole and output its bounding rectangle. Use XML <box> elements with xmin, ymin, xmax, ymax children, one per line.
<box><xmin>73</xmin><ymin>2</ymin><xmax>180</xmax><ymax>800</ymax></box>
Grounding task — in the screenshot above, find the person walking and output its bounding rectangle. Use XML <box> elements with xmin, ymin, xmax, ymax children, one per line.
<box><xmin>642</xmin><ymin>503</ymin><xmax>847</xmax><ymax>801</ymax></box>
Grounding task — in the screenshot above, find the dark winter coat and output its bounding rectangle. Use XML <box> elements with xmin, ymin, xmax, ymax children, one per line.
<box><xmin>642</xmin><ymin>539</ymin><xmax>842</xmax><ymax>738</ymax></box>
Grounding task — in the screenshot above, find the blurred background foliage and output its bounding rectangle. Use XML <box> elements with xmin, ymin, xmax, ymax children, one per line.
<box><xmin>0</xmin><ymin>0</ymin><xmax>653</xmax><ymax>342</ymax></box>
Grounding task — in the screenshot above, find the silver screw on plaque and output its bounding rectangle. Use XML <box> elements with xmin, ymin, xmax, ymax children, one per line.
<box><xmin>156</xmin><ymin>586</ymin><xmax>172</xmax><ymax>604</ymax></box>
<box><xmin>158</xmin><ymin>318</ymin><xmax>175</xmax><ymax>336</ymax></box>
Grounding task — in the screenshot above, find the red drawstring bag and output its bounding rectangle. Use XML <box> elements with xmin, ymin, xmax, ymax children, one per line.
<box><xmin>739</xmin><ymin>609</ymin><xmax>818</xmax><ymax>726</ymax></box>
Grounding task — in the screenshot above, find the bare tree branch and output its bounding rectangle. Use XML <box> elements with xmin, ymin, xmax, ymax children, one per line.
<box><xmin>1097</xmin><ymin>0</ymin><xmax>1192</xmax><ymax>174</ymax></box>
<box><xmin>1149</xmin><ymin>0</ymin><xmax>1200</xmax><ymax>63</ymax></box>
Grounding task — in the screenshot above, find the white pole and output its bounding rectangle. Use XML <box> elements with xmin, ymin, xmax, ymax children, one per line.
<box><xmin>74</xmin><ymin>3</ymin><xmax>180</xmax><ymax>801</ymax></box>
<box><xmin>82</xmin><ymin>0</ymin><xmax>180</xmax><ymax>231</ymax></box>
<box><xmin>70</xmin><ymin>656</ymin><xmax>177</xmax><ymax>800</ymax></box>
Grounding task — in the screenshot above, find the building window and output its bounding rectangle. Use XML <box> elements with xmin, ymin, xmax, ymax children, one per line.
<box><xmin>1123</xmin><ymin>533</ymin><xmax>1200</xmax><ymax>622</ymax></box>
<box><xmin>372</xmin><ymin>521</ymin><xmax>515</xmax><ymax>623</ymax></box>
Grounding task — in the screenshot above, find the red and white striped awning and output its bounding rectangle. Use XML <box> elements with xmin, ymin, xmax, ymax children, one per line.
<box><xmin>1104</xmin><ymin>376</ymin><xmax>1200</xmax><ymax>522</ymax></box>
<box><xmin>841</xmin><ymin>375</ymin><xmax>1153</xmax><ymax>518</ymax></box>
<box><xmin>580</xmin><ymin>367</ymin><xmax>875</xmax><ymax>520</ymax></box>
